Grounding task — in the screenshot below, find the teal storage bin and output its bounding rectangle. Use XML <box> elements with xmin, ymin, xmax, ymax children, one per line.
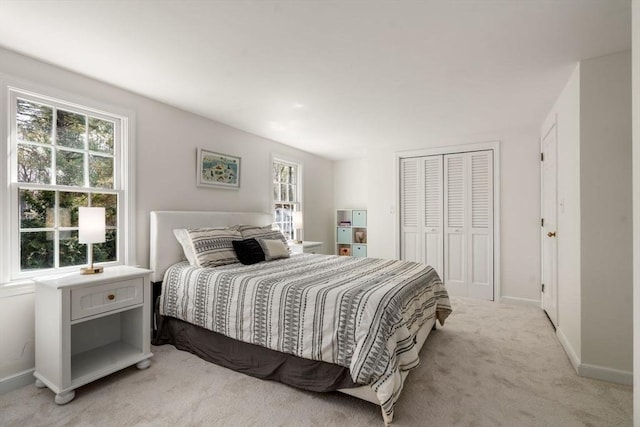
<box><xmin>352</xmin><ymin>245</ymin><xmax>367</xmax><ymax>257</ymax></box>
<box><xmin>352</xmin><ymin>210</ymin><xmax>367</xmax><ymax>227</ymax></box>
<box><xmin>337</xmin><ymin>227</ymin><xmax>351</xmax><ymax>244</ymax></box>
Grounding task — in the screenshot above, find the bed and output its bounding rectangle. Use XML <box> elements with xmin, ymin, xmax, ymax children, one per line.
<box><xmin>149</xmin><ymin>210</ymin><xmax>452</xmax><ymax>425</ymax></box>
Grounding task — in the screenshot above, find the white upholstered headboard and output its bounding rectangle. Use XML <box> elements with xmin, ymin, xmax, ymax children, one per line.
<box><xmin>149</xmin><ymin>210</ymin><xmax>273</xmax><ymax>282</ymax></box>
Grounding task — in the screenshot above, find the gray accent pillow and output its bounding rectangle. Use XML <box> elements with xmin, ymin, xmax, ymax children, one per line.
<box><xmin>258</xmin><ymin>238</ymin><xmax>290</xmax><ymax>261</ymax></box>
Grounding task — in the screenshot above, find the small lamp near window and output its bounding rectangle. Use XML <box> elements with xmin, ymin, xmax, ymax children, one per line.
<box><xmin>292</xmin><ymin>211</ymin><xmax>303</xmax><ymax>244</ymax></box>
<box><xmin>79</xmin><ymin>207</ymin><xmax>105</xmax><ymax>275</ymax></box>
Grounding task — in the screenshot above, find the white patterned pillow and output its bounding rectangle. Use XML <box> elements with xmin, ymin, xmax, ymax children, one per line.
<box><xmin>237</xmin><ymin>224</ymin><xmax>289</xmax><ymax>248</ymax></box>
<box><xmin>184</xmin><ymin>228</ymin><xmax>242</xmax><ymax>268</ymax></box>
<box><xmin>174</xmin><ymin>227</ymin><xmax>231</xmax><ymax>266</ymax></box>
<box><xmin>173</xmin><ymin>228</ymin><xmax>198</xmax><ymax>265</ymax></box>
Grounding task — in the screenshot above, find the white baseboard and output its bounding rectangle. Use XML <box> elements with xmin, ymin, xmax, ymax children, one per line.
<box><xmin>578</xmin><ymin>363</ymin><xmax>633</xmax><ymax>386</ymax></box>
<box><xmin>556</xmin><ymin>327</ymin><xmax>633</xmax><ymax>385</ymax></box>
<box><xmin>499</xmin><ymin>296</ymin><xmax>540</xmax><ymax>306</ymax></box>
<box><xmin>556</xmin><ymin>327</ymin><xmax>580</xmax><ymax>374</ymax></box>
<box><xmin>0</xmin><ymin>368</ymin><xmax>34</xmax><ymax>394</ymax></box>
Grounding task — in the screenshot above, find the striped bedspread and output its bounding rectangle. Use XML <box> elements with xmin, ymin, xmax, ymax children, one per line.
<box><xmin>160</xmin><ymin>254</ymin><xmax>452</xmax><ymax>423</ymax></box>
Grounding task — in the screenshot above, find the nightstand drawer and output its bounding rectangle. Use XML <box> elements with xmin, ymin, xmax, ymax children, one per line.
<box><xmin>304</xmin><ymin>243</ymin><xmax>322</xmax><ymax>254</ymax></box>
<box><xmin>71</xmin><ymin>278</ymin><xmax>143</xmax><ymax>320</ymax></box>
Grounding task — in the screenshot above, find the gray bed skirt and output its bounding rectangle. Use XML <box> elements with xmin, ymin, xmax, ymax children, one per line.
<box><xmin>152</xmin><ymin>311</ymin><xmax>359</xmax><ymax>392</ymax></box>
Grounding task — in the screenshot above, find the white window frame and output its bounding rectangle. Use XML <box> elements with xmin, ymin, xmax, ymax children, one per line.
<box><xmin>0</xmin><ymin>76</ymin><xmax>136</xmax><ymax>289</ymax></box>
<box><xmin>271</xmin><ymin>154</ymin><xmax>303</xmax><ymax>241</ymax></box>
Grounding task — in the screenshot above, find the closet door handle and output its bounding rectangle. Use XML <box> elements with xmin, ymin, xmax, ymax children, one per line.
<box><xmin>547</xmin><ymin>231</ymin><xmax>556</xmax><ymax>237</ymax></box>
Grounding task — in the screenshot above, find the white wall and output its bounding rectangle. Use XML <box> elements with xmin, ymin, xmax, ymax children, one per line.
<box><xmin>543</xmin><ymin>64</ymin><xmax>582</xmax><ymax>364</ymax></box>
<box><xmin>0</xmin><ymin>292</ymin><xmax>35</xmax><ymax>392</ymax></box>
<box><xmin>332</xmin><ymin>158</ymin><xmax>368</xmax><ymax>255</ymax></box>
<box><xmin>498</xmin><ymin>132</ymin><xmax>542</xmax><ymax>302</ymax></box>
<box><xmin>631</xmin><ymin>2</ymin><xmax>639</xmax><ymax>423</ymax></box>
<box><xmin>543</xmin><ymin>51</ymin><xmax>633</xmax><ymax>383</ymax></box>
<box><xmin>133</xmin><ymin>105</ymin><xmax>335</xmax><ymax>263</ymax></box>
<box><xmin>334</xmin><ymin>158</ymin><xmax>368</xmax><ymax>210</ymax></box>
<box><xmin>0</xmin><ymin>47</ymin><xmax>335</xmax><ymax>386</ymax></box>
<box><xmin>336</xmin><ymin>126</ymin><xmax>541</xmax><ymax>302</ymax></box>
<box><xmin>580</xmin><ymin>51</ymin><xmax>632</xmax><ymax>373</ymax></box>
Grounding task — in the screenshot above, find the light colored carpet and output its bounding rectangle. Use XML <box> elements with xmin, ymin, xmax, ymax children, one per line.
<box><xmin>1</xmin><ymin>297</ymin><xmax>632</xmax><ymax>426</ymax></box>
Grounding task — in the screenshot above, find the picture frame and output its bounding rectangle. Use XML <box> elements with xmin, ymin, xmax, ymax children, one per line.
<box><xmin>197</xmin><ymin>148</ymin><xmax>241</xmax><ymax>189</ymax></box>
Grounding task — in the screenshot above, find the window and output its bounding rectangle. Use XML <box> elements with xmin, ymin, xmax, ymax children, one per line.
<box><xmin>272</xmin><ymin>158</ymin><xmax>302</xmax><ymax>240</ymax></box>
<box><xmin>2</xmin><ymin>85</ymin><xmax>133</xmax><ymax>283</ymax></box>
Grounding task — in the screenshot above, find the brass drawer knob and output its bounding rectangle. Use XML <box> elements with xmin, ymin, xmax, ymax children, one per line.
<box><xmin>107</xmin><ymin>294</ymin><xmax>115</xmax><ymax>301</ymax></box>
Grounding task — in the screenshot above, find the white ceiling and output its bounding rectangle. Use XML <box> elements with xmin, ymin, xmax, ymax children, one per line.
<box><xmin>0</xmin><ymin>1</ymin><xmax>631</xmax><ymax>160</ymax></box>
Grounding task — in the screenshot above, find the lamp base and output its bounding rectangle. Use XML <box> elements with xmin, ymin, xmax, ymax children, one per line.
<box><xmin>80</xmin><ymin>266</ymin><xmax>104</xmax><ymax>275</ymax></box>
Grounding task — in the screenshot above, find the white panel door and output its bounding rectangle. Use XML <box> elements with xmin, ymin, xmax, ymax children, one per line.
<box><xmin>541</xmin><ymin>124</ymin><xmax>558</xmax><ymax>326</ymax></box>
<box><xmin>422</xmin><ymin>156</ymin><xmax>444</xmax><ymax>277</ymax></box>
<box><xmin>468</xmin><ymin>151</ymin><xmax>494</xmax><ymax>300</ymax></box>
<box><xmin>444</xmin><ymin>154</ymin><xmax>467</xmax><ymax>296</ymax></box>
<box><xmin>400</xmin><ymin>158</ymin><xmax>421</xmax><ymax>263</ymax></box>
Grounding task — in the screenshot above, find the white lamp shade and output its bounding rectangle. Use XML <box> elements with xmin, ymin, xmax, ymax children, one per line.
<box><xmin>292</xmin><ymin>211</ymin><xmax>303</xmax><ymax>228</ymax></box>
<box><xmin>78</xmin><ymin>207</ymin><xmax>106</xmax><ymax>244</ymax></box>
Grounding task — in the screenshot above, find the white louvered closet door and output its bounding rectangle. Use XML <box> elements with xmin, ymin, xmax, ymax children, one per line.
<box><xmin>467</xmin><ymin>151</ymin><xmax>493</xmax><ymax>300</ymax></box>
<box><xmin>400</xmin><ymin>156</ymin><xmax>444</xmax><ymax>277</ymax></box>
<box><xmin>444</xmin><ymin>154</ymin><xmax>467</xmax><ymax>296</ymax></box>
<box><xmin>401</xmin><ymin>150</ymin><xmax>493</xmax><ymax>300</ymax></box>
<box><xmin>443</xmin><ymin>151</ymin><xmax>493</xmax><ymax>299</ymax></box>
<box><xmin>422</xmin><ymin>156</ymin><xmax>444</xmax><ymax>277</ymax></box>
<box><xmin>400</xmin><ymin>158</ymin><xmax>421</xmax><ymax>262</ymax></box>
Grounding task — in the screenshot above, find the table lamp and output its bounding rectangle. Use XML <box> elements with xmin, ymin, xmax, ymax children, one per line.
<box><xmin>292</xmin><ymin>211</ymin><xmax>303</xmax><ymax>243</ymax></box>
<box><xmin>79</xmin><ymin>207</ymin><xmax>105</xmax><ymax>274</ymax></box>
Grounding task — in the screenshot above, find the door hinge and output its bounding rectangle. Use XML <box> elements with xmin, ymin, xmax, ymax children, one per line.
<box><xmin>542</xmin><ymin>283</ymin><xmax>545</xmax><ymax>292</ymax></box>
<box><xmin>541</xmin><ymin>152</ymin><xmax>544</xmax><ymax>161</ymax></box>
<box><xmin>541</xmin><ymin>218</ymin><xmax>544</xmax><ymax>227</ymax></box>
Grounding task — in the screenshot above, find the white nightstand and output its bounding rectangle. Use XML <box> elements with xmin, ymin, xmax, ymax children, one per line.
<box><xmin>289</xmin><ymin>241</ymin><xmax>324</xmax><ymax>254</ymax></box>
<box><xmin>34</xmin><ymin>266</ymin><xmax>153</xmax><ymax>404</ymax></box>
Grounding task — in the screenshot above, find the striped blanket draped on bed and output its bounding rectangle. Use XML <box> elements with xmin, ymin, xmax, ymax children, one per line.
<box><xmin>160</xmin><ymin>254</ymin><xmax>452</xmax><ymax>423</ymax></box>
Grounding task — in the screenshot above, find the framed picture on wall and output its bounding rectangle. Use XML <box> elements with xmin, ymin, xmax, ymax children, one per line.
<box><xmin>197</xmin><ymin>148</ymin><xmax>241</xmax><ymax>189</ymax></box>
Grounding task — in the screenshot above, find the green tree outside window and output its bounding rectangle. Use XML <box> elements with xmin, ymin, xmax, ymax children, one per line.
<box><xmin>15</xmin><ymin>97</ymin><xmax>119</xmax><ymax>272</ymax></box>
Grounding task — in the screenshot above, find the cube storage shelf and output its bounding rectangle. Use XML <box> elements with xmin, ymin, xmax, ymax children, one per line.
<box><xmin>336</xmin><ymin>209</ymin><xmax>367</xmax><ymax>257</ymax></box>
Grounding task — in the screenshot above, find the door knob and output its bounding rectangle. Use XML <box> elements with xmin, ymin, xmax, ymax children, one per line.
<box><xmin>547</xmin><ymin>231</ymin><xmax>556</xmax><ymax>237</ymax></box>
